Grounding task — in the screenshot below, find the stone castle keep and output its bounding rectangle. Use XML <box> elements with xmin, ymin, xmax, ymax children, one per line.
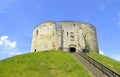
<box><xmin>31</xmin><ymin>21</ymin><xmax>99</xmax><ymax>53</ymax></box>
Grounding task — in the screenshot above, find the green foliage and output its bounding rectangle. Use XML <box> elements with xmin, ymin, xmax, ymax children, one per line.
<box><xmin>87</xmin><ymin>52</ymin><xmax>120</xmax><ymax>74</ymax></box>
<box><xmin>0</xmin><ymin>50</ymin><xmax>92</xmax><ymax>77</ymax></box>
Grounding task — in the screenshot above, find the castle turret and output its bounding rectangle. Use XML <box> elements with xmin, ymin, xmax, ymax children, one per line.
<box><xmin>31</xmin><ymin>21</ymin><xmax>58</xmax><ymax>52</ymax></box>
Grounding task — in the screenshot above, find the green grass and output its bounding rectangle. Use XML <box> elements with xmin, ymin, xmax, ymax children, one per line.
<box><xmin>0</xmin><ymin>50</ymin><xmax>92</xmax><ymax>77</ymax></box>
<box><xmin>87</xmin><ymin>52</ymin><xmax>120</xmax><ymax>74</ymax></box>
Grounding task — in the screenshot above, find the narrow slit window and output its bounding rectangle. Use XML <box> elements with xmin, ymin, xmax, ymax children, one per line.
<box><xmin>74</xmin><ymin>24</ymin><xmax>75</xmax><ymax>27</ymax></box>
<box><xmin>36</xmin><ymin>30</ymin><xmax>38</xmax><ymax>35</ymax></box>
<box><xmin>67</xmin><ymin>32</ymin><xmax>68</xmax><ymax>37</ymax></box>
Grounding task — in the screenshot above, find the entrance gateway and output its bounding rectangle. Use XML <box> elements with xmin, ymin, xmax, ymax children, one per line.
<box><xmin>69</xmin><ymin>44</ymin><xmax>76</xmax><ymax>52</ymax></box>
<box><xmin>70</xmin><ymin>47</ymin><xmax>76</xmax><ymax>52</ymax></box>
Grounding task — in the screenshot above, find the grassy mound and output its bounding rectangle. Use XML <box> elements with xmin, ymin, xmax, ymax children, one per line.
<box><xmin>87</xmin><ymin>52</ymin><xmax>120</xmax><ymax>74</ymax></box>
<box><xmin>0</xmin><ymin>50</ymin><xmax>92</xmax><ymax>77</ymax></box>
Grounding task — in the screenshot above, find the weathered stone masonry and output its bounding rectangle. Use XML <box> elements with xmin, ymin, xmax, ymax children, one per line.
<box><xmin>31</xmin><ymin>20</ymin><xmax>99</xmax><ymax>53</ymax></box>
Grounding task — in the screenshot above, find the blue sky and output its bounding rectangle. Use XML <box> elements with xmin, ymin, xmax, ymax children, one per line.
<box><xmin>0</xmin><ymin>0</ymin><xmax>120</xmax><ymax>61</ymax></box>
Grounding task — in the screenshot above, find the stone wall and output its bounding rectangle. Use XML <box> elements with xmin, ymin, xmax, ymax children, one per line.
<box><xmin>81</xmin><ymin>23</ymin><xmax>99</xmax><ymax>52</ymax></box>
<box><xmin>31</xmin><ymin>20</ymin><xmax>99</xmax><ymax>53</ymax></box>
<box><xmin>31</xmin><ymin>21</ymin><xmax>58</xmax><ymax>52</ymax></box>
<box><xmin>57</xmin><ymin>21</ymin><xmax>99</xmax><ymax>52</ymax></box>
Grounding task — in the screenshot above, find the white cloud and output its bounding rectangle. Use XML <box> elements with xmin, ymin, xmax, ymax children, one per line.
<box><xmin>0</xmin><ymin>41</ymin><xmax>3</xmax><ymax>45</ymax></box>
<box><xmin>9</xmin><ymin>51</ymin><xmax>22</xmax><ymax>56</ymax></box>
<box><xmin>0</xmin><ymin>36</ymin><xmax>16</xmax><ymax>48</ymax></box>
<box><xmin>112</xmin><ymin>56</ymin><xmax>120</xmax><ymax>61</ymax></box>
<box><xmin>99</xmin><ymin>50</ymin><xmax>104</xmax><ymax>55</ymax></box>
<box><xmin>116</xmin><ymin>57</ymin><xmax>120</xmax><ymax>61</ymax></box>
<box><xmin>1</xmin><ymin>35</ymin><xmax>8</xmax><ymax>40</ymax></box>
<box><xmin>118</xmin><ymin>57</ymin><xmax>120</xmax><ymax>61</ymax></box>
<box><xmin>0</xmin><ymin>35</ymin><xmax>23</xmax><ymax>60</ymax></box>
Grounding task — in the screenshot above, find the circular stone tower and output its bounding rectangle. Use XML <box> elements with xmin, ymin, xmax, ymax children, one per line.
<box><xmin>31</xmin><ymin>21</ymin><xmax>58</xmax><ymax>52</ymax></box>
<box><xmin>31</xmin><ymin>20</ymin><xmax>99</xmax><ymax>53</ymax></box>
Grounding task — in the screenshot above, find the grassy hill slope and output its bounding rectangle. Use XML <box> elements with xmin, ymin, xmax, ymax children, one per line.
<box><xmin>87</xmin><ymin>52</ymin><xmax>120</xmax><ymax>74</ymax></box>
<box><xmin>0</xmin><ymin>50</ymin><xmax>92</xmax><ymax>77</ymax></box>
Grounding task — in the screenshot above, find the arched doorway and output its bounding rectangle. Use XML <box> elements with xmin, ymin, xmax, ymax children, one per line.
<box><xmin>70</xmin><ymin>47</ymin><xmax>76</xmax><ymax>52</ymax></box>
<box><xmin>69</xmin><ymin>44</ymin><xmax>76</xmax><ymax>53</ymax></box>
<box><xmin>34</xmin><ymin>49</ymin><xmax>36</xmax><ymax>52</ymax></box>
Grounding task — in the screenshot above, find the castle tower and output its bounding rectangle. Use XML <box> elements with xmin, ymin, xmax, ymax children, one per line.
<box><xmin>31</xmin><ymin>20</ymin><xmax>99</xmax><ymax>53</ymax></box>
<box><xmin>57</xmin><ymin>21</ymin><xmax>99</xmax><ymax>52</ymax></box>
<box><xmin>31</xmin><ymin>21</ymin><xmax>58</xmax><ymax>52</ymax></box>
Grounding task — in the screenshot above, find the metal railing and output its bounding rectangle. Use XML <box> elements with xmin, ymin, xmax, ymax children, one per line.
<box><xmin>59</xmin><ymin>47</ymin><xmax>120</xmax><ymax>77</ymax></box>
<box><xmin>79</xmin><ymin>52</ymin><xmax>120</xmax><ymax>77</ymax></box>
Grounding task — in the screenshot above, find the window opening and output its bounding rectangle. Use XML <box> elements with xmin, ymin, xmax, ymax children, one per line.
<box><xmin>74</xmin><ymin>24</ymin><xmax>75</xmax><ymax>27</ymax></box>
<box><xmin>36</xmin><ymin>30</ymin><xmax>38</xmax><ymax>35</ymax></box>
<box><xmin>70</xmin><ymin>32</ymin><xmax>74</xmax><ymax>38</ymax></box>
<box><xmin>67</xmin><ymin>32</ymin><xmax>68</xmax><ymax>37</ymax></box>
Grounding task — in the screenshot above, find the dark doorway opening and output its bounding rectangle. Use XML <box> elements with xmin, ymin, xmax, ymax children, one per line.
<box><xmin>34</xmin><ymin>49</ymin><xmax>36</xmax><ymax>52</ymax></box>
<box><xmin>70</xmin><ymin>47</ymin><xmax>76</xmax><ymax>52</ymax></box>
